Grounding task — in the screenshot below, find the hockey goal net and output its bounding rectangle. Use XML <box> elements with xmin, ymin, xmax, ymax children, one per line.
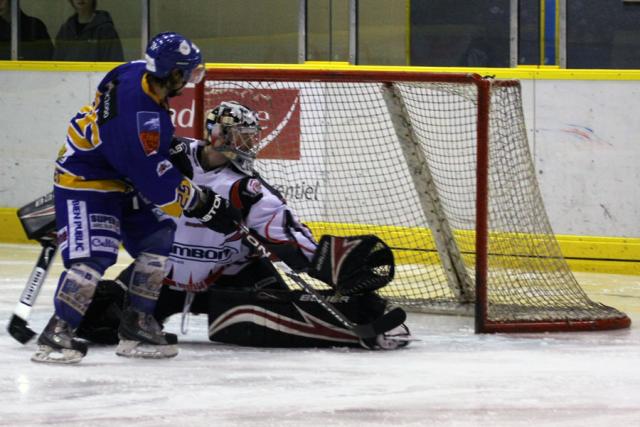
<box><xmin>195</xmin><ymin>68</ymin><xmax>630</xmax><ymax>333</ymax></box>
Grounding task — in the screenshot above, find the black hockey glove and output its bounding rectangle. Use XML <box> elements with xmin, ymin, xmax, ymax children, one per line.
<box><xmin>184</xmin><ymin>186</ymin><xmax>242</xmax><ymax>234</ymax></box>
<box><xmin>309</xmin><ymin>235</ymin><xmax>395</xmax><ymax>296</ymax></box>
<box><xmin>169</xmin><ymin>136</ymin><xmax>194</xmax><ymax>179</ymax></box>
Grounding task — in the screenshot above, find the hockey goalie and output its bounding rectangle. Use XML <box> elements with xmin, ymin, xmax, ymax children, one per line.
<box><xmin>22</xmin><ymin>101</ymin><xmax>412</xmax><ymax>351</ymax></box>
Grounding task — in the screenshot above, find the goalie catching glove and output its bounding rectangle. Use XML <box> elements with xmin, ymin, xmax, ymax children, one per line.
<box><xmin>309</xmin><ymin>235</ymin><xmax>395</xmax><ymax>296</ymax></box>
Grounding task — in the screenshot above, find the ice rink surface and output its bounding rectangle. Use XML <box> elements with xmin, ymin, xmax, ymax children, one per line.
<box><xmin>1</xmin><ymin>243</ymin><xmax>639</xmax><ymax>427</ymax></box>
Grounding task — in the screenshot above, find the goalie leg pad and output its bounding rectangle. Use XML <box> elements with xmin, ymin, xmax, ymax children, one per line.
<box><xmin>309</xmin><ymin>235</ymin><xmax>395</xmax><ymax>296</ymax></box>
<box><xmin>207</xmin><ymin>288</ymin><xmax>393</xmax><ymax>348</ymax></box>
<box><xmin>77</xmin><ymin>279</ymin><xmax>126</xmax><ymax>344</ymax></box>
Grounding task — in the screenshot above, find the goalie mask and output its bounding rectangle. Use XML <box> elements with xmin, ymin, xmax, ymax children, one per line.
<box><xmin>205</xmin><ymin>101</ymin><xmax>261</xmax><ymax>175</ymax></box>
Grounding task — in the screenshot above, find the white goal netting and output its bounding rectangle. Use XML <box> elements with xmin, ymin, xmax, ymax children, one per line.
<box><xmin>201</xmin><ymin>70</ymin><xmax>629</xmax><ymax>332</ymax></box>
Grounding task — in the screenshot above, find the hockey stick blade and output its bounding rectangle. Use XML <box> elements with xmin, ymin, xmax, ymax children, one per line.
<box><xmin>352</xmin><ymin>306</ymin><xmax>407</xmax><ymax>338</ymax></box>
<box><xmin>7</xmin><ymin>315</ymin><xmax>36</xmax><ymax>344</ymax></box>
<box><xmin>8</xmin><ymin>240</ymin><xmax>57</xmax><ymax>344</ymax></box>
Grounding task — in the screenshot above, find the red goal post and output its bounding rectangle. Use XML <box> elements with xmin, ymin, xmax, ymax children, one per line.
<box><xmin>189</xmin><ymin>67</ymin><xmax>630</xmax><ymax>333</ymax></box>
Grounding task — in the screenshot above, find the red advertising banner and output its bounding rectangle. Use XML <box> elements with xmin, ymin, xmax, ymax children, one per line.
<box><xmin>168</xmin><ymin>86</ymin><xmax>198</xmax><ymax>138</ymax></box>
<box><xmin>169</xmin><ymin>87</ymin><xmax>301</xmax><ymax>160</ymax></box>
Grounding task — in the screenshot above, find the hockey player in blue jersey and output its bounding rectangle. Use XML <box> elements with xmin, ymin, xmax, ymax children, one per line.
<box><xmin>32</xmin><ymin>32</ymin><xmax>242</xmax><ymax>364</ymax></box>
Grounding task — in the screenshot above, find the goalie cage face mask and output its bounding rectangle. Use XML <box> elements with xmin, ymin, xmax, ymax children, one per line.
<box><xmin>205</xmin><ymin>101</ymin><xmax>262</xmax><ymax>175</ymax></box>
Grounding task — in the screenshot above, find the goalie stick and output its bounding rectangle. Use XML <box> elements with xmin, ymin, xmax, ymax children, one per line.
<box><xmin>8</xmin><ymin>239</ymin><xmax>57</xmax><ymax>344</ymax></box>
<box><xmin>237</xmin><ymin>224</ymin><xmax>406</xmax><ymax>339</ymax></box>
<box><xmin>8</xmin><ymin>192</ymin><xmax>57</xmax><ymax>344</ymax></box>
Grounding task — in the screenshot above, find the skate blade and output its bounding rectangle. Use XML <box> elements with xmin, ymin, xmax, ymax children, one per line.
<box><xmin>362</xmin><ymin>334</ymin><xmax>416</xmax><ymax>350</ymax></box>
<box><xmin>388</xmin><ymin>335</ymin><xmax>419</xmax><ymax>343</ymax></box>
<box><xmin>115</xmin><ymin>340</ymin><xmax>178</xmax><ymax>359</ymax></box>
<box><xmin>31</xmin><ymin>345</ymin><xmax>84</xmax><ymax>364</ymax></box>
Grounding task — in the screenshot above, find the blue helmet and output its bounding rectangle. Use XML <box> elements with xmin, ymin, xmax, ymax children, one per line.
<box><xmin>145</xmin><ymin>32</ymin><xmax>204</xmax><ymax>84</ymax></box>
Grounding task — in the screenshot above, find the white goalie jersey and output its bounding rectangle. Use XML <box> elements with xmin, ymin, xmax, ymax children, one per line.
<box><xmin>164</xmin><ymin>141</ymin><xmax>317</xmax><ymax>292</ymax></box>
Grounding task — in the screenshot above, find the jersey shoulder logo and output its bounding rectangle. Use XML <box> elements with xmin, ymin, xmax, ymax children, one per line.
<box><xmin>137</xmin><ymin>111</ymin><xmax>161</xmax><ymax>156</ymax></box>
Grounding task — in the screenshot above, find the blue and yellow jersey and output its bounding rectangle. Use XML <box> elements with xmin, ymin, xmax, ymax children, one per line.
<box><xmin>54</xmin><ymin>61</ymin><xmax>194</xmax><ymax>217</ymax></box>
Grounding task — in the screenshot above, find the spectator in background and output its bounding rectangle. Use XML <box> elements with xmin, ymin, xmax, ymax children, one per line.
<box><xmin>0</xmin><ymin>0</ymin><xmax>53</xmax><ymax>60</ymax></box>
<box><xmin>458</xmin><ymin>4</ymin><xmax>506</xmax><ymax>68</ymax></box>
<box><xmin>459</xmin><ymin>35</ymin><xmax>493</xmax><ymax>67</ymax></box>
<box><xmin>53</xmin><ymin>0</ymin><xmax>123</xmax><ymax>62</ymax></box>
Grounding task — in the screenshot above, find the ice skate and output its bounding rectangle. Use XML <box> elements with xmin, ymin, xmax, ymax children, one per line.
<box><xmin>116</xmin><ymin>307</ymin><xmax>178</xmax><ymax>359</ymax></box>
<box><xmin>360</xmin><ymin>323</ymin><xmax>412</xmax><ymax>350</ymax></box>
<box><xmin>31</xmin><ymin>315</ymin><xmax>88</xmax><ymax>364</ymax></box>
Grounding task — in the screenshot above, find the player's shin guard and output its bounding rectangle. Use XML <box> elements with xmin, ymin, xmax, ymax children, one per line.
<box><xmin>116</xmin><ymin>253</ymin><xmax>177</xmax><ymax>358</ymax></box>
<box><xmin>125</xmin><ymin>253</ymin><xmax>166</xmax><ymax>313</ymax></box>
<box><xmin>32</xmin><ymin>263</ymin><xmax>101</xmax><ymax>364</ymax></box>
<box><xmin>53</xmin><ymin>263</ymin><xmax>102</xmax><ymax>327</ymax></box>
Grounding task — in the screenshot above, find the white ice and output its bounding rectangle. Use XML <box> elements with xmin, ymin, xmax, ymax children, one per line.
<box><xmin>1</xmin><ymin>243</ymin><xmax>639</xmax><ymax>426</ymax></box>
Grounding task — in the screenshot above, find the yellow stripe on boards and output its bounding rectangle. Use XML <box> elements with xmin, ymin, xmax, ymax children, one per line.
<box><xmin>2</xmin><ymin>61</ymin><xmax>640</xmax><ymax>81</ymax></box>
<box><xmin>305</xmin><ymin>221</ymin><xmax>640</xmax><ymax>275</ymax></box>
<box><xmin>0</xmin><ymin>211</ymin><xmax>637</xmax><ymax>274</ymax></box>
